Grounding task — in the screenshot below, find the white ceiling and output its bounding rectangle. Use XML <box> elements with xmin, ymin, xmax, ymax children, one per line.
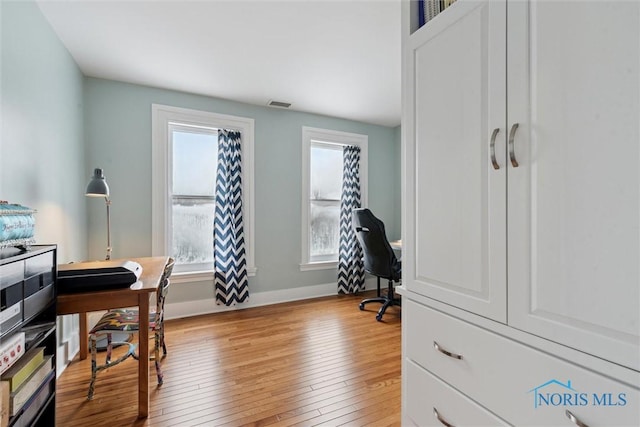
<box><xmin>36</xmin><ymin>0</ymin><xmax>401</xmax><ymax>127</ymax></box>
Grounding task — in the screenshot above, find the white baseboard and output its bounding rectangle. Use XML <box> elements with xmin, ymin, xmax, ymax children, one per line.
<box><xmin>165</xmin><ymin>277</ymin><xmax>376</xmax><ymax>320</ymax></box>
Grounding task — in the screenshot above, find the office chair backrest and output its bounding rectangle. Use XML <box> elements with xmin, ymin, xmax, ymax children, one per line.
<box><xmin>352</xmin><ymin>208</ymin><xmax>400</xmax><ymax>281</ymax></box>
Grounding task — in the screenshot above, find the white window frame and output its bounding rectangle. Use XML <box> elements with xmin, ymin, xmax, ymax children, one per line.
<box><xmin>300</xmin><ymin>126</ymin><xmax>368</xmax><ymax>271</ymax></box>
<box><xmin>152</xmin><ymin>104</ymin><xmax>256</xmax><ymax>282</ymax></box>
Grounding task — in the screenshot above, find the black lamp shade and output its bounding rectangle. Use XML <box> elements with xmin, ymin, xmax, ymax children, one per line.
<box><xmin>85</xmin><ymin>168</ymin><xmax>110</xmax><ymax>197</ymax></box>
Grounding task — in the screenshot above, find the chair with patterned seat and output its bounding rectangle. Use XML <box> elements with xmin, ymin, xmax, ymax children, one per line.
<box><xmin>87</xmin><ymin>257</ymin><xmax>175</xmax><ymax>400</ymax></box>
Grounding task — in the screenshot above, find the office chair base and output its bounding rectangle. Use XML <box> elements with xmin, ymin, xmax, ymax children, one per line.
<box><xmin>359</xmin><ymin>297</ymin><xmax>387</xmax><ymax>311</ymax></box>
<box><xmin>359</xmin><ymin>292</ymin><xmax>401</xmax><ymax>322</ymax></box>
<box><xmin>375</xmin><ymin>297</ymin><xmax>401</xmax><ymax>322</ymax></box>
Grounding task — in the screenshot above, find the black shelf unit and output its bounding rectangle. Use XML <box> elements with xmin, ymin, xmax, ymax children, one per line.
<box><xmin>1</xmin><ymin>245</ymin><xmax>57</xmax><ymax>427</ymax></box>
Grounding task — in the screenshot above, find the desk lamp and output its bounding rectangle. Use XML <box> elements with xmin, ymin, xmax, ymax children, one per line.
<box><xmin>85</xmin><ymin>168</ymin><xmax>112</xmax><ymax>260</ymax></box>
<box><xmin>86</xmin><ymin>168</ymin><xmax>130</xmax><ymax>349</ymax></box>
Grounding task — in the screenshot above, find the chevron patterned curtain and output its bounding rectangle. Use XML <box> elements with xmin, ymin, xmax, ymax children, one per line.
<box><xmin>214</xmin><ymin>129</ymin><xmax>249</xmax><ymax>305</ymax></box>
<box><xmin>337</xmin><ymin>145</ymin><xmax>365</xmax><ymax>294</ymax></box>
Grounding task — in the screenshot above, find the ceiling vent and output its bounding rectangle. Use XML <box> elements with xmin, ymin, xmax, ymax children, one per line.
<box><xmin>268</xmin><ymin>100</ymin><xmax>291</xmax><ymax>109</ymax></box>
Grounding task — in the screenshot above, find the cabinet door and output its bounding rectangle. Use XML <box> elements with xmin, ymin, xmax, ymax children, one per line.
<box><xmin>507</xmin><ymin>0</ymin><xmax>640</xmax><ymax>370</ymax></box>
<box><xmin>403</xmin><ymin>0</ymin><xmax>507</xmax><ymax>321</ymax></box>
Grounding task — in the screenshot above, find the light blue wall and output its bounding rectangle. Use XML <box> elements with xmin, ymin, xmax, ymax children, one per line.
<box><xmin>84</xmin><ymin>78</ymin><xmax>400</xmax><ymax>300</ymax></box>
<box><xmin>393</xmin><ymin>125</ymin><xmax>401</xmax><ymax>239</ymax></box>
<box><xmin>0</xmin><ymin>0</ymin><xmax>400</xmax><ymax>304</ymax></box>
<box><xmin>0</xmin><ymin>0</ymin><xmax>86</xmax><ymax>263</ymax></box>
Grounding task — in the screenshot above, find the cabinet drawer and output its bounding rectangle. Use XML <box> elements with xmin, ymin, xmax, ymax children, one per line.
<box><xmin>24</xmin><ymin>270</ymin><xmax>54</xmax><ymax>298</ymax></box>
<box><xmin>24</xmin><ymin>251</ymin><xmax>54</xmax><ymax>278</ymax></box>
<box><xmin>0</xmin><ymin>301</ymin><xmax>21</xmax><ymax>335</ymax></box>
<box><xmin>24</xmin><ymin>251</ymin><xmax>54</xmax><ymax>299</ymax></box>
<box><xmin>23</xmin><ymin>283</ymin><xmax>54</xmax><ymax>322</ymax></box>
<box><xmin>405</xmin><ymin>299</ymin><xmax>640</xmax><ymax>426</ymax></box>
<box><xmin>405</xmin><ymin>359</ymin><xmax>510</xmax><ymax>426</ymax></box>
<box><xmin>1</xmin><ymin>281</ymin><xmax>22</xmax><ymax>311</ymax></box>
<box><xmin>1</xmin><ymin>281</ymin><xmax>23</xmax><ymax>334</ymax></box>
<box><xmin>0</xmin><ymin>261</ymin><xmax>23</xmax><ymax>290</ymax></box>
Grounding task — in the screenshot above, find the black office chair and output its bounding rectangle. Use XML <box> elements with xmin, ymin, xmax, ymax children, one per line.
<box><xmin>352</xmin><ymin>208</ymin><xmax>401</xmax><ymax>321</ymax></box>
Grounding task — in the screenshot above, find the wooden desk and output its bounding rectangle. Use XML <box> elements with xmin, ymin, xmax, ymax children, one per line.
<box><xmin>57</xmin><ymin>256</ymin><xmax>169</xmax><ymax>418</ymax></box>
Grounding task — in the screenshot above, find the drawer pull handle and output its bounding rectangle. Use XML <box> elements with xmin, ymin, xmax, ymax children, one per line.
<box><xmin>566</xmin><ymin>410</ymin><xmax>589</xmax><ymax>427</ymax></box>
<box><xmin>433</xmin><ymin>408</ymin><xmax>455</xmax><ymax>427</ymax></box>
<box><xmin>433</xmin><ymin>341</ymin><xmax>463</xmax><ymax>360</ymax></box>
<box><xmin>508</xmin><ymin>122</ymin><xmax>519</xmax><ymax>167</ymax></box>
<box><xmin>490</xmin><ymin>128</ymin><xmax>500</xmax><ymax>170</ymax></box>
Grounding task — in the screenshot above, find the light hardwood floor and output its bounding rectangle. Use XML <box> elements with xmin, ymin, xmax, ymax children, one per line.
<box><xmin>56</xmin><ymin>291</ymin><xmax>401</xmax><ymax>426</ymax></box>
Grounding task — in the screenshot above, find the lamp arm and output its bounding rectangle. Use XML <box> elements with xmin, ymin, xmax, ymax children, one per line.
<box><xmin>105</xmin><ymin>197</ymin><xmax>112</xmax><ymax>260</ymax></box>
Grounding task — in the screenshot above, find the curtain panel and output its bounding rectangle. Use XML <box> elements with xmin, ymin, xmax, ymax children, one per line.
<box><xmin>214</xmin><ymin>129</ymin><xmax>249</xmax><ymax>305</ymax></box>
<box><xmin>338</xmin><ymin>145</ymin><xmax>365</xmax><ymax>294</ymax></box>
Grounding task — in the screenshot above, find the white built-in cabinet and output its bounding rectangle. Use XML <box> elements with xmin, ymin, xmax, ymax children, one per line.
<box><xmin>401</xmin><ymin>0</ymin><xmax>639</xmax><ymax>425</ymax></box>
<box><xmin>408</xmin><ymin>0</ymin><xmax>507</xmax><ymax>323</ymax></box>
<box><xmin>506</xmin><ymin>0</ymin><xmax>639</xmax><ymax>371</ymax></box>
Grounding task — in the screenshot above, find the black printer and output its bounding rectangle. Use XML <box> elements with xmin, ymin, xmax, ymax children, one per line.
<box><xmin>57</xmin><ymin>260</ymin><xmax>143</xmax><ymax>293</ymax></box>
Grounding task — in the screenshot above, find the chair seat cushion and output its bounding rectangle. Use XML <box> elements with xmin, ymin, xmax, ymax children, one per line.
<box><xmin>90</xmin><ymin>309</ymin><xmax>158</xmax><ymax>334</ymax></box>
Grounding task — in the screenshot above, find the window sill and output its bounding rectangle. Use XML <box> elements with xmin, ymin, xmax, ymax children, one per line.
<box><xmin>171</xmin><ymin>266</ymin><xmax>257</xmax><ymax>284</ymax></box>
<box><xmin>299</xmin><ymin>261</ymin><xmax>337</xmax><ymax>272</ymax></box>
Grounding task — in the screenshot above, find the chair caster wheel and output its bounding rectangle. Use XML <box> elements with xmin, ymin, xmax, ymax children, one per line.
<box><xmin>359</xmin><ymin>303</ymin><xmax>365</xmax><ymax>310</ymax></box>
<box><xmin>376</xmin><ymin>314</ymin><xmax>383</xmax><ymax>321</ymax></box>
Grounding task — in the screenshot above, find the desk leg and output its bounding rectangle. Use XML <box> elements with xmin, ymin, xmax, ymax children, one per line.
<box><xmin>138</xmin><ymin>295</ymin><xmax>150</xmax><ymax>418</ymax></box>
<box><xmin>79</xmin><ymin>312</ymin><xmax>88</xmax><ymax>360</ymax></box>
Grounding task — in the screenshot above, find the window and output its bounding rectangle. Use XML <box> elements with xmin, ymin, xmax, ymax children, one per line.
<box><xmin>309</xmin><ymin>143</ymin><xmax>343</xmax><ymax>262</ymax></box>
<box><xmin>301</xmin><ymin>127</ymin><xmax>368</xmax><ymax>270</ymax></box>
<box><xmin>170</xmin><ymin>124</ymin><xmax>217</xmax><ymax>269</ymax></box>
<box><xmin>152</xmin><ymin>104</ymin><xmax>255</xmax><ymax>279</ymax></box>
